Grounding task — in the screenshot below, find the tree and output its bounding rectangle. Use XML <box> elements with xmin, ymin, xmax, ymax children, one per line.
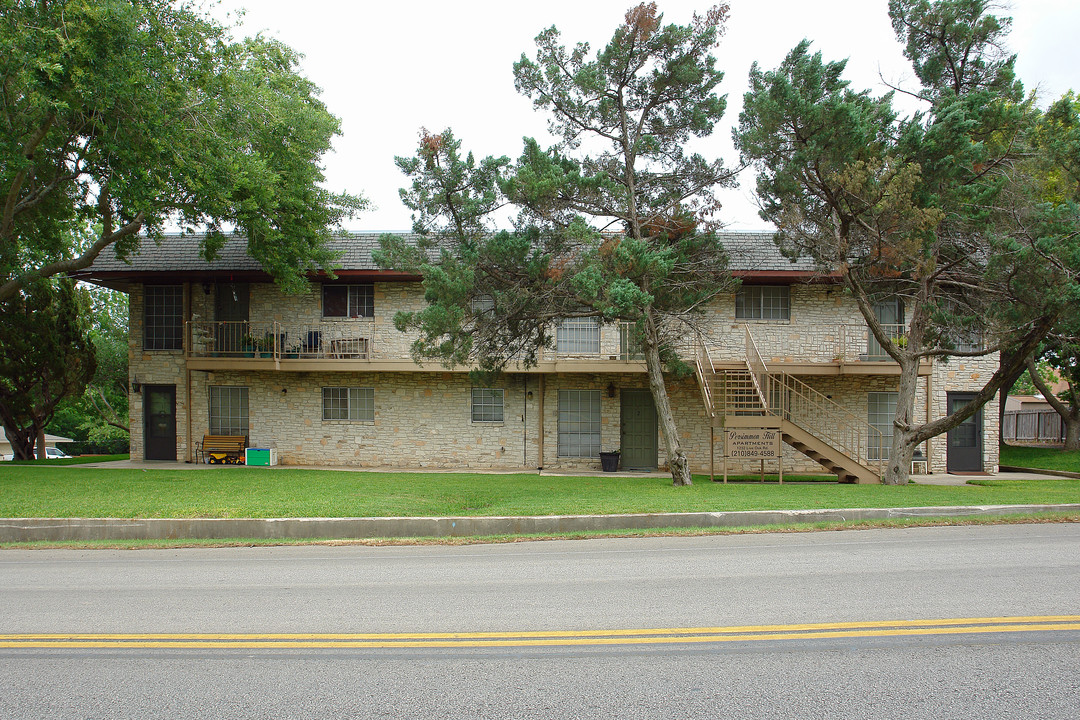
<box><xmin>735</xmin><ymin>0</ymin><xmax>1079</xmax><ymax>484</ymax></box>
<box><xmin>0</xmin><ymin>279</ymin><xmax>95</xmax><ymax>460</ymax></box>
<box><xmin>46</xmin><ymin>284</ymin><xmax>131</xmax><ymax>452</ymax></box>
<box><xmin>379</xmin><ymin>3</ymin><xmax>736</xmax><ymax>485</ymax></box>
<box><xmin>0</xmin><ymin>0</ymin><xmax>365</xmax><ymax>302</ymax></box>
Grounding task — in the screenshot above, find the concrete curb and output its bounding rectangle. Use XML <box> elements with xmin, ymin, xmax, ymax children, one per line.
<box><xmin>2</xmin><ymin>504</ymin><xmax>1078</xmax><ymax>542</ymax></box>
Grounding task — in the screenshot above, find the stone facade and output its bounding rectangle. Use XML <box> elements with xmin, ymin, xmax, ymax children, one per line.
<box><xmin>127</xmin><ymin>279</ymin><xmax>1000</xmax><ymax>475</ymax></box>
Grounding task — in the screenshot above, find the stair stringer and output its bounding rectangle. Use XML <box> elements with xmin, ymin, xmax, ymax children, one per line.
<box><xmin>780</xmin><ymin>419</ymin><xmax>880</xmax><ymax>484</ymax></box>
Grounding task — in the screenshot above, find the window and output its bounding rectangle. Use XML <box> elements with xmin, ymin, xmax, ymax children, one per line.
<box><xmin>471</xmin><ymin>388</ymin><xmax>504</xmax><ymax>422</ymax></box>
<box><xmin>868</xmin><ymin>392</ymin><xmax>897</xmax><ymax>461</ymax></box>
<box><xmin>470</xmin><ymin>295</ymin><xmax>495</xmax><ymax>317</ymax></box>
<box><xmin>557</xmin><ymin>317</ymin><xmax>601</xmax><ymax>354</ymax></box>
<box><xmin>323</xmin><ymin>284</ymin><xmax>374</xmax><ymax>318</ymax></box>
<box><xmin>144</xmin><ymin>285</ymin><xmax>184</xmax><ymax>350</ymax></box>
<box><xmin>322</xmin><ymin>387</ymin><xmax>374</xmax><ymax>421</ymax></box>
<box><xmin>209</xmin><ymin>386</ymin><xmax>248</xmax><ymax>436</ymax></box>
<box><xmin>558</xmin><ymin>390</ymin><xmax>601</xmax><ymax>457</ymax></box>
<box><xmin>736</xmin><ymin>286</ymin><xmax>790</xmax><ymax>320</ymax></box>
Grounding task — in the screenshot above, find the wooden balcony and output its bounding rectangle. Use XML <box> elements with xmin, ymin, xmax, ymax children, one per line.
<box><xmin>184</xmin><ymin>321</ymin><xmax>927</xmax><ymax>375</ymax></box>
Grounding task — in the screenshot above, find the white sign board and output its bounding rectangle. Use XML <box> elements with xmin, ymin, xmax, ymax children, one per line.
<box><xmin>725</xmin><ymin>427</ymin><xmax>781</xmax><ymax>460</ymax></box>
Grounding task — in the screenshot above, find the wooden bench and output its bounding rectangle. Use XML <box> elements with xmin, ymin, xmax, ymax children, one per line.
<box><xmin>197</xmin><ymin>435</ymin><xmax>248</xmax><ymax>464</ymax></box>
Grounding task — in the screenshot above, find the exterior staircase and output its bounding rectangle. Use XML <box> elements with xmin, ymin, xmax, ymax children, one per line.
<box><xmin>695</xmin><ymin>327</ymin><xmax>883</xmax><ymax>483</ymax></box>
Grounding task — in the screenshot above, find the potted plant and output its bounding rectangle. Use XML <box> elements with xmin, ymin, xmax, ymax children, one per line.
<box><xmin>258</xmin><ymin>334</ymin><xmax>274</xmax><ymax>358</ymax></box>
<box><xmin>599</xmin><ymin>449</ymin><xmax>621</xmax><ymax>472</ymax></box>
<box><xmin>240</xmin><ymin>334</ymin><xmax>258</xmax><ymax>358</ymax></box>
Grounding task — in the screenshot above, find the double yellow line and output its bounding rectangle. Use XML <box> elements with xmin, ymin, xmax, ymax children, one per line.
<box><xmin>2</xmin><ymin>616</ymin><xmax>1077</xmax><ymax>650</ymax></box>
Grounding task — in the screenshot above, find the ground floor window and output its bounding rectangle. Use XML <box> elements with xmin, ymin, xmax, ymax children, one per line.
<box><xmin>471</xmin><ymin>388</ymin><xmax>504</xmax><ymax>422</ymax></box>
<box><xmin>558</xmin><ymin>389</ymin><xmax>601</xmax><ymax>457</ymax></box>
<box><xmin>323</xmin><ymin>387</ymin><xmax>374</xmax><ymax>421</ymax></box>
<box><xmin>209</xmin><ymin>386</ymin><xmax>249</xmax><ymax>436</ymax></box>
<box><xmin>868</xmin><ymin>391</ymin><xmax>897</xmax><ymax>461</ymax></box>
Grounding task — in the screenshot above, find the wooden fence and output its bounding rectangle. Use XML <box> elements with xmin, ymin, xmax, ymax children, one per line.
<box><xmin>1002</xmin><ymin>410</ymin><xmax>1065</xmax><ymax>443</ymax></box>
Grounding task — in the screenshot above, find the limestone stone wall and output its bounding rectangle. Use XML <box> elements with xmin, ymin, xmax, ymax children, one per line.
<box><xmin>927</xmin><ymin>354</ymin><xmax>1000</xmax><ymax>473</ymax></box>
<box><xmin>124</xmin><ymin>280</ymin><xmax>997</xmax><ymax>474</ymax></box>
<box><xmin>690</xmin><ymin>285</ymin><xmax>868</xmax><ymax>363</ymax></box>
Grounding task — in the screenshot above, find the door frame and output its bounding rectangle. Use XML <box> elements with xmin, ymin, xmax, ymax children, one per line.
<box><xmin>620</xmin><ymin>389</ymin><xmax>658</xmax><ymax>471</ymax></box>
<box><xmin>946</xmin><ymin>392</ymin><xmax>983</xmax><ymax>472</ymax></box>
<box><xmin>143</xmin><ymin>385</ymin><xmax>177</xmax><ymax>461</ymax></box>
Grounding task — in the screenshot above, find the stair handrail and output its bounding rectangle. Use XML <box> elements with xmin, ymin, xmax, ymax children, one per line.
<box><xmin>743</xmin><ymin>325</ymin><xmax>770</xmax><ymax>410</ymax></box>
<box><xmin>695</xmin><ymin>333</ymin><xmax>717</xmax><ymax>417</ymax></box>
<box><xmin>744</xmin><ymin>324</ymin><xmax>884</xmax><ymax>478</ymax></box>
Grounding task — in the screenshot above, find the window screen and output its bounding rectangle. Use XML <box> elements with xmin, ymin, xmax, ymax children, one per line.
<box><xmin>735</xmin><ymin>286</ymin><xmax>790</xmax><ymax>320</ymax></box>
<box><xmin>556</xmin><ymin>317</ymin><xmax>601</xmax><ymax>353</ymax></box>
<box><xmin>323</xmin><ymin>284</ymin><xmax>374</xmax><ymax>318</ymax></box>
<box><xmin>868</xmin><ymin>392</ymin><xmax>897</xmax><ymax>461</ymax></box>
<box><xmin>322</xmin><ymin>387</ymin><xmax>374</xmax><ymax>421</ymax></box>
<box><xmin>471</xmin><ymin>388</ymin><xmax>504</xmax><ymax>422</ymax></box>
<box><xmin>144</xmin><ymin>285</ymin><xmax>184</xmax><ymax>350</ymax></box>
<box><xmin>208</xmin><ymin>386</ymin><xmax>248</xmax><ymax>436</ymax></box>
<box><xmin>557</xmin><ymin>390</ymin><xmax>601</xmax><ymax>457</ymax></box>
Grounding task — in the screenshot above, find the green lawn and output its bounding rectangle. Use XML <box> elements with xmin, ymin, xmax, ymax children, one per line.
<box><xmin>0</xmin><ymin>465</ymin><xmax>1077</xmax><ymax>519</ymax></box>
<box><xmin>1000</xmin><ymin>444</ymin><xmax>1080</xmax><ymax>473</ymax></box>
<box><xmin>2</xmin><ymin>454</ymin><xmax>129</xmax><ymax>467</ymax></box>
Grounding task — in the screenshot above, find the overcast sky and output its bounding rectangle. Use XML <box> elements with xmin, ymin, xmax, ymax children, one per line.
<box><xmin>211</xmin><ymin>0</ymin><xmax>1080</xmax><ymax>232</ymax></box>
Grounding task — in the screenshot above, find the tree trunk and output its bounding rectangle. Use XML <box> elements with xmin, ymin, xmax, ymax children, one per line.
<box><xmin>642</xmin><ymin>314</ymin><xmax>692</xmax><ymax>486</ymax></box>
<box><xmin>883</xmin><ymin>359</ymin><xmax>919</xmax><ymax>485</ymax></box>
<box><xmin>1065</xmin><ymin>417</ymin><xmax>1080</xmax><ymax>451</ymax></box>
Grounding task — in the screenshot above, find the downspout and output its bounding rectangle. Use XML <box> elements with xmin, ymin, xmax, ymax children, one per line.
<box><xmin>522</xmin><ymin>374</ymin><xmax>528</xmax><ymax>469</ymax></box>
<box><xmin>185</xmin><ymin>281</ymin><xmax>193</xmax><ymax>463</ymax></box>
<box><xmin>537</xmin><ymin>374</ymin><xmax>545</xmax><ymax>470</ymax></box>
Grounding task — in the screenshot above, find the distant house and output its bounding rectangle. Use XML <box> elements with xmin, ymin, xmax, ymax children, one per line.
<box><xmin>74</xmin><ymin>232</ymin><xmax>1000</xmax><ymax>479</ymax></box>
<box><xmin>0</xmin><ymin>434</ymin><xmax>73</xmax><ymax>460</ymax></box>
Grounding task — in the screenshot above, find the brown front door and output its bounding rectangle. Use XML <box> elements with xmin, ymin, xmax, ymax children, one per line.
<box><xmin>144</xmin><ymin>385</ymin><xmax>176</xmax><ymax>461</ymax></box>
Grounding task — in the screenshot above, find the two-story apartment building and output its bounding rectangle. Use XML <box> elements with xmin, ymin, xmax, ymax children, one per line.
<box><xmin>76</xmin><ymin>232</ymin><xmax>1000</xmax><ymax>480</ymax></box>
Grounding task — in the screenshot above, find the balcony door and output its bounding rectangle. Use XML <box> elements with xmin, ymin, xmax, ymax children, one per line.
<box><xmin>214</xmin><ymin>283</ymin><xmax>249</xmax><ymax>353</ymax></box>
<box><xmin>868</xmin><ymin>298</ymin><xmax>904</xmax><ymax>359</ymax></box>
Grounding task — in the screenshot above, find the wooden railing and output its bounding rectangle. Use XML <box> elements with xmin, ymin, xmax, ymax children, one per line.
<box><xmin>698</xmin><ymin>325</ymin><xmax>885</xmax><ymax>478</ymax></box>
<box><xmin>188</xmin><ymin>319</ymin><xmax>379</xmax><ymax>359</ymax></box>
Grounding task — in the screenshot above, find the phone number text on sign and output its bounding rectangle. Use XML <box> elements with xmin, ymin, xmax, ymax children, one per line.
<box><xmin>726</xmin><ymin>428</ymin><xmax>780</xmax><ymax>460</ymax></box>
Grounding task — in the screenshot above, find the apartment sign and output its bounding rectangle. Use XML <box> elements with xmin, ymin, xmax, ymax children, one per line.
<box><xmin>726</xmin><ymin>428</ymin><xmax>781</xmax><ymax>460</ymax></box>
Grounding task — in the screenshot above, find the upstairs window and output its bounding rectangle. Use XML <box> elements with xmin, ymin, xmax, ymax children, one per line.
<box><xmin>556</xmin><ymin>317</ymin><xmax>601</xmax><ymax>354</ymax></box>
<box><xmin>323</xmin><ymin>284</ymin><xmax>374</xmax><ymax>318</ymax></box>
<box><xmin>736</xmin><ymin>286</ymin><xmax>790</xmax><ymax>320</ymax></box>
<box><xmin>144</xmin><ymin>285</ymin><xmax>184</xmax><ymax>350</ymax></box>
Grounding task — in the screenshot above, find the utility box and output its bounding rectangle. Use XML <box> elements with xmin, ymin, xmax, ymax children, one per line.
<box><xmin>245</xmin><ymin>448</ymin><xmax>278</xmax><ymax>466</ymax></box>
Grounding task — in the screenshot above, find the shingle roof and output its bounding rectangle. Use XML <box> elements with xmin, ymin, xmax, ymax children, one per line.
<box><xmin>78</xmin><ymin>230</ymin><xmax>816</xmax><ymax>277</ymax></box>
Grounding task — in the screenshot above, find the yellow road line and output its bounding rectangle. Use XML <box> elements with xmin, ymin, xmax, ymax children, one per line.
<box><xmin>2</xmin><ymin>616</ymin><xmax>1078</xmax><ymax>649</ymax></box>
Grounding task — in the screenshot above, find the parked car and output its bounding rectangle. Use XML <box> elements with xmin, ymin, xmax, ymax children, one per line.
<box><xmin>1</xmin><ymin>447</ymin><xmax>70</xmax><ymax>460</ymax></box>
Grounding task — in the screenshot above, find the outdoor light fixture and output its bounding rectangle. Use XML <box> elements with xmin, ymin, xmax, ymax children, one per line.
<box><xmin>130</xmin><ymin>375</ymin><xmax>142</xmax><ymax>394</ymax></box>
<box><xmin>201</xmin><ymin>282</ymin><xmax>212</xmax><ymax>295</ymax></box>
<box><xmin>607</xmin><ymin>382</ymin><xmax>616</xmax><ymax>398</ymax></box>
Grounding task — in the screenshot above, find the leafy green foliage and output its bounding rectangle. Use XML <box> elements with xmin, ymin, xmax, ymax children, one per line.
<box><xmin>0</xmin><ymin>279</ymin><xmax>95</xmax><ymax>459</ymax></box>
<box><xmin>379</xmin><ymin>5</ymin><xmax>737</xmax><ymax>484</ymax></box>
<box><xmin>0</xmin><ymin>0</ymin><xmax>365</xmax><ymax>300</ymax></box>
<box><xmin>735</xmin><ymin>0</ymin><xmax>1080</xmax><ymax>483</ymax></box>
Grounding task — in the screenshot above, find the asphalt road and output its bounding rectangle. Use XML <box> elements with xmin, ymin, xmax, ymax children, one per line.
<box><xmin>2</xmin><ymin>524</ymin><xmax>1079</xmax><ymax>718</ymax></box>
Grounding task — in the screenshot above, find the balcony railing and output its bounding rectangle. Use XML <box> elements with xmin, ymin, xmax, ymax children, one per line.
<box><xmin>188</xmin><ymin>320</ymin><xmax>382</xmax><ymax>360</ymax></box>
